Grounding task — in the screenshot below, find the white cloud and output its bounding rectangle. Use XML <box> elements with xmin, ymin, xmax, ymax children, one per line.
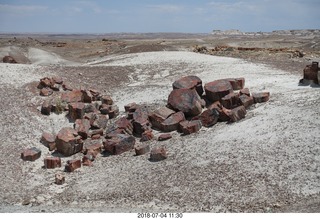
<box><xmin>0</xmin><ymin>4</ymin><xmax>48</xmax><ymax>14</ymax></box>
<box><xmin>147</xmin><ymin>4</ymin><xmax>184</xmax><ymax>13</ymax></box>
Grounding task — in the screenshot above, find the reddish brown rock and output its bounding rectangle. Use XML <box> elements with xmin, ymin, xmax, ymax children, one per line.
<box><xmin>103</xmin><ymin>134</ymin><xmax>136</xmax><ymax>155</ymax></box>
<box><xmin>303</xmin><ymin>62</ymin><xmax>319</xmax><ymax>83</ymax></box>
<box><xmin>3</xmin><ymin>55</ymin><xmax>17</xmax><ymax>63</ymax></box>
<box><xmin>199</xmin><ymin>108</ymin><xmax>219</xmax><ymax>127</ymax></box>
<box><xmin>52</xmin><ymin>76</ymin><xmax>63</xmax><ymax>84</ymax></box>
<box><xmin>207</xmin><ymin>101</ymin><xmax>230</xmax><ymax>122</ymax></box>
<box><xmin>61</xmin><ymin>90</ymin><xmax>83</xmax><ymax>103</ymax></box>
<box><xmin>158</xmin><ymin>133</ymin><xmax>172</xmax><ymax>141</ymax></box>
<box><xmin>84</xmin><ymin>143</ymin><xmax>102</xmax><ymax>155</ymax></box>
<box><xmin>40</xmin><ymin>132</ymin><xmax>56</xmax><ymax>151</ymax></box>
<box><xmin>140</xmin><ymin>130</ymin><xmax>154</xmax><ymax>142</ymax></box>
<box><xmin>84</xmin><ymin>103</ymin><xmax>98</xmax><ymax>114</ymax></box>
<box><xmin>91</xmin><ymin>114</ymin><xmax>109</xmax><ymax>130</ymax></box>
<box><xmin>160</xmin><ymin>111</ymin><xmax>185</xmax><ymax>132</ymax></box>
<box><xmin>115</xmin><ymin>117</ymin><xmax>134</xmax><ymax>135</ymax></box>
<box><xmin>55</xmin><ymin>173</ymin><xmax>65</xmax><ymax>185</ymax></box>
<box><xmin>124</xmin><ymin>102</ymin><xmax>138</xmax><ymax>112</ymax></box>
<box><xmin>89</xmin><ymin>89</ymin><xmax>101</xmax><ymax>101</ymax></box>
<box><xmin>74</xmin><ymin>119</ymin><xmax>90</xmax><ymax>139</ymax></box>
<box><xmin>204</xmin><ymin>80</ymin><xmax>233</xmax><ymax>103</ymax></box>
<box><xmin>50</xmin><ymin>83</ymin><xmax>61</xmax><ymax>91</ymax></box>
<box><xmin>167</xmin><ymin>88</ymin><xmax>202</xmax><ymax>117</ymax></box>
<box><xmin>226</xmin><ymin>78</ymin><xmax>245</xmax><ymax>90</ymax></box>
<box><xmin>240</xmin><ymin>88</ymin><xmax>250</xmax><ymax>97</ymax></box>
<box><xmin>41</xmin><ymin>100</ymin><xmax>52</xmax><ymax>115</ymax></box>
<box><xmin>221</xmin><ymin>92</ymin><xmax>240</xmax><ymax>109</ymax></box>
<box><xmin>101</xmin><ymin>95</ymin><xmax>113</xmax><ymax>105</ymax></box>
<box><xmin>84</xmin><ymin>112</ymin><xmax>97</xmax><ymax>126</ymax></box>
<box><xmin>91</xmin><ymin>134</ymin><xmax>101</xmax><ymax>140</ymax></box>
<box><xmin>132</xmin><ymin>107</ymin><xmax>151</xmax><ymax>136</ymax></box>
<box><xmin>40</xmin><ymin>87</ymin><xmax>53</xmax><ymax>96</ymax></box>
<box><xmin>150</xmin><ymin>146</ymin><xmax>167</xmax><ymax>161</ymax></box>
<box><xmin>179</xmin><ymin>120</ymin><xmax>202</xmax><ymax>135</ymax></box>
<box><xmin>55</xmin><ymin>127</ymin><xmax>83</xmax><ymax>156</ymax></box>
<box><xmin>227</xmin><ymin>105</ymin><xmax>247</xmax><ymax>122</ymax></box>
<box><xmin>62</xmin><ymin>82</ymin><xmax>73</xmax><ymax>91</ymax></box>
<box><xmin>172</xmin><ymin>75</ymin><xmax>204</xmax><ymax>96</ymax></box>
<box><xmin>252</xmin><ymin>92</ymin><xmax>270</xmax><ymax>103</ymax></box>
<box><xmin>100</xmin><ymin>104</ymin><xmax>119</xmax><ymax>118</ymax></box>
<box><xmin>82</xmin><ymin>155</ymin><xmax>93</xmax><ymax>166</ymax></box>
<box><xmin>239</xmin><ymin>94</ymin><xmax>254</xmax><ymax>109</ymax></box>
<box><xmin>65</xmin><ymin>159</ymin><xmax>81</xmax><ymax>172</ymax></box>
<box><xmin>148</xmin><ymin>107</ymin><xmax>176</xmax><ymax>130</ymax></box>
<box><xmin>39</xmin><ymin>77</ymin><xmax>53</xmax><ymax>88</ymax></box>
<box><xmin>44</xmin><ymin>157</ymin><xmax>61</xmax><ymax>169</ymax></box>
<box><xmin>135</xmin><ymin>144</ymin><xmax>150</xmax><ymax>156</ymax></box>
<box><xmin>21</xmin><ymin>147</ymin><xmax>41</xmax><ymax>161</ymax></box>
<box><xmin>68</xmin><ymin>102</ymin><xmax>85</xmax><ymax>121</ymax></box>
<box><xmin>81</xmin><ymin>90</ymin><xmax>93</xmax><ymax>103</ymax></box>
<box><xmin>88</xmin><ymin>129</ymin><xmax>104</xmax><ymax>138</ymax></box>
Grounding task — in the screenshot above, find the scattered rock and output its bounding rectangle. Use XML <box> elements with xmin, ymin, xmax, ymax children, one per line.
<box><xmin>55</xmin><ymin>127</ymin><xmax>83</xmax><ymax>156</ymax></box>
<box><xmin>55</xmin><ymin>173</ymin><xmax>65</xmax><ymax>185</ymax></box>
<box><xmin>61</xmin><ymin>90</ymin><xmax>83</xmax><ymax>103</ymax></box>
<box><xmin>3</xmin><ymin>55</ymin><xmax>17</xmax><ymax>63</ymax></box>
<box><xmin>132</xmin><ymin>107</ymin><xmax>151</xmax><ymax>136</ymax></box>
<box><xmin>150</xmin><ymin>146</ymin><xmax>167</xmax><ymax>161</ymax></box>
<box><xmin>84</xmin><ymin>143</ymin><xmax>102</xmax><ymax>156</ymax></box>
<box><xmin>40</xmin><ymin>88</ymin><xmax>53</xmax><ymax>96</ymax></box>
<box><xmin>207</xmin><ymin>101</ymin><xmax>230</xmax><ymax>121</ymax></box>
<box><xmin>252</xmin><ymin>92</ymin><xmax>270</xmax><ymax>103</ymax></box>
<box><xmin>81</xmin><ymin>90</ymin><xmax>93</xmax><ymax>103</ymax></box>
<box><xmin>114</xmin><ymin>117</ymin><xmax>134</xmax><ymax>135</ymax></box>
<box><xmin>204</xmin><ymin>80</ymin><xmax>233</xmax><ymax>103</ymax></box>
<box><xmin>140</xmin><ymin>130</ymin><xmax>154</xmax><ymax>142</ymax></box>
<box><xmin>303</xmin><ymin>61</ymin><xmax>319</xmax><ymax>84</ymax></box>
<box><xmin>135</xmin><ymin>144</ymin><xmax>150</xmax><ymax>156</ymax></box>
<box><xmin>227</xmin><ymin>105</ymin><xmax>247</xmax><ymax>122</ymax></box>
<box><xmin>40</xmin><ymin>132</ymin><xmax>56</xmax><ymax>151</ymax></box>
<box><xmin>91</xmin><ymin>114</ymin><xmax>109</xmax><ymax>130</ymax></box>
<box><xmin>21</xmin><ymin>147</ymin><xmax>41</xmax><ymax>161</ymax></box>
<box><xmin>82</xmin><ymin>155</ymin><xmax>93</xmax><ymax>166</ymax></box>
<box><xmin>101</xmin><ymin>95</ymin><xmax>114</xmax><ymax>105</ymax></box>
<box><xmin>240</xmin><ymin>88</ymin><xmax>251</xmax><ymax>96</ymax></box>
<box><xmin>103</xmin><ymin>134</ymin><xmax>136</xmax><ymax>155</ymax></box>
<box><xmin>44</xmin><ymin>156</ymin><xmax>61</xmax><ymax>169</ymax></box>
<box><xmin>74</xmin><ymin>119</ymin><xmax>91</xmax><ymax>139</ymax></box>
<box><xmin>65</xmin><ymin>159</ymin><xmax>81</xmax><ymax>172</ymax></box>
<box><xmin>158</xmin><ymin>133</ymin><xmax>172</xmax><ymax>141</ymax></box>
<box><xmin>41</xmin><ymin>100</ymin><xmax>52</xmax><ymax>115</ymax></box>
<box><xmin>172</xmin><ymin>75</ymin><xmax>204</xmax><ymax>96</ymax></box>
<box><xmin>239</xmin><ymin>94</ymin><xmax>254</xmax><ymax>108</ymax></box>
<box><xmin>198</xmin><ymin>108</ymin><xmax>219</xmax><ymax>127</ymax></box>
<box><xmin>160</xmin><ymin>111</ymin><xmax>185</xmax><ymax>132</ymax></box>
<box><xmin>221</xmin><ymin>92</ymin><xmax>240</xmax><ymax>109</ymax></box>
<box><xmin>226</xmin><ymin>78</ymin><xmax>245</xmax><ymax>90</ymax></box>
<box><xmin>68</xmin><ymin>102</ymin><xmax>85</xmax><ymax>121</ymax></box>
<box><xmin>124</xmin><ymin>102</ymin><xmax>138</xmax><ymax>112</ymax></box>
<box><xmin>149</xmin><ymin>106</ymin><xmax>176</xmax><ymax>130</ymax></box>
<box><xmin>167</xmin><ymin>88</ymin><xmax>202</xmax><ymax>117</ymax></box>
<box><xmin>179</xmin><ymin>120</ymin><xmax>202</xmax><ymax>135</ymax></box>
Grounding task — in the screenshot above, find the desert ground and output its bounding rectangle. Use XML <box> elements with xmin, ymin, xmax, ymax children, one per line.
<box><xmin>0</xmin><ymin>30</ymin><xmax>319</xmax><ymax>213</ymax></box>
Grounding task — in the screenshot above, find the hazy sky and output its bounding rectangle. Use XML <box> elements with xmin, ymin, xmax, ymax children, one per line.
<box><xmin>0</xmin><ymin>0</ymin><xmax>319</xmax><ymax>33</ymax></box>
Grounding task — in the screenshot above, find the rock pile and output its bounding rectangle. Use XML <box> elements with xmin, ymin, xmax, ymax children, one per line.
<box><xmin>22</xmin><ymin>75</ymin><xmax>270</xmax><ymax>184</ymax></box>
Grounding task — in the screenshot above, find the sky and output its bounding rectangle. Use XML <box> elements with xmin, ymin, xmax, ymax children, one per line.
<box><xmin>0</xmin><ymin>0</ymin><xmax>319</xmax><ymax>33</ymax></box>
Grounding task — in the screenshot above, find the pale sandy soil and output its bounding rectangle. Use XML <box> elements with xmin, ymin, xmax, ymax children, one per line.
<box><xmin>0</xmin><ymin>46</ymin><xmax>319</xmax><ymax>213</ymax></box>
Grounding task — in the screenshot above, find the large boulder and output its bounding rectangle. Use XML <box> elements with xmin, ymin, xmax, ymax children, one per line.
<box><xmin>172</xmin><ymin>75</ymin><xmax>204</xmax><ymax>96</ymax></box>
<box><xmin>55</xmin><ymin>127</ymin><xmax>83</xmax><ymax>156</ymax></box>
<box><xmin>167</xmin><ymin>88</ymin><xmax>202</xmax><ymax>117</ymax></box>
<box><xmin>103</xmin><ymin>134</ymin><xmax>136</xmax><ymax>155</ymax></box>
<box><xmin>204</xmin><ymin>80</ymin><xmax>233</xmax><ymax>103</ymax></box>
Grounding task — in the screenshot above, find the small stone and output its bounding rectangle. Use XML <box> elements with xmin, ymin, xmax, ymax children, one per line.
<box><xmin>68</xmin><ymin>102</ymin><xmax>85</xmax><ymax>121</ymax></box>
<box><xmin>160</xmin><ymin>111</ymin><xmax>185</xmax><ymax>132</ymax></box>
<box><xmin>55</xmin><ymin>173</ymin><xmax>65</xmax><ymax>185</ymax></box>
<box><xmin>178</xmin><ymin>120</ymin><xmax>202</xmax><ymax>135</ymax></box>
<box><xmin>41</xmin><ymin>100</ymin><xmax>52</xmax><ymax>115</ymax></box>
<box><xmin>227</xmin><ymin>105</ymin><xmax>247</xmax><ymax>122</ymax></box>
<box><xmin>44</xmin><ymin>156</ymin><xmax>61</xmax><ymax>169</ymax></box>
<box><xmin>221</xmin><ymin>92</ymin><xmax>240</xmax><ymax>109</ymax></box>
<box><xmin>124</xmin><ymin>102</ymin><xmax>138</xmax><ymax>112</ymax></box>
<box><xmin>55</xmin><ymin>127</ymin><xmax>83</xmax><ymax>156</ymax></box>
<box><xmin>40</xmin><ymin>88</ymin><xmax>53</xmax><ymax>96</ymax></box>
<box><xmin>103</xmin><ymin>134</ymin><xmax>136</xmax><ymax>155</ymax></box>
<box><xmin>150</xmin><ymin>146</ymin><xmax>167</xmax><ymax>161</ymax></box>
<box><xmin>240</xmin><ymin>88</ymin><xmax>250</xmax><ymax>97</ymax></box>
<box><xmin>82</xmin><ymin>155</ymin><xmax>93</xmax><ymax>166</ymax></box>
<box><xmin>74</xmin><ymin>119</ymin><xmax>90</xmax><ymax>139</ymax></box>
<box><xmin>140</xmin><ymin>130</ymin><xmax>154</xmax><ymax>142</ymax></box>
<box><xmin>158</xmin><ymin>133</ymin><xmax>172</xmax><ymax>141</ymax></box>
<box><xmin>199</xmin><ymin>108</ymin><xmax>219</xmax><ymax>127</ymax></box>
<box><xmin>148</xmin><ymin>107</ymin><xmax>176</xmax><ymax>130</ymax></box>
<box><xmin>40</xmin><ymin>132</ymin><xmax>56</xmax><ymax>151</ymax></box>
<box><xmin>135</xmin><ymin>144</ymin><xmax>150</xmax><ymax>156</ymax></box>
<box><xmin>239</xmin><ymin>94</ymin><xmax>254</xmax><ymax>109</ymax></box>
<box><xmin>226</xmin><ymin>78</ymin><xmax>245</xmax><ymax>90</ymax></box>
<box><xmin>65</xmin><ymin>159</ymin><xmax>81</xmax><ymax>172</ymax></box>
<box><xmin>252</xmin><ymin>92</ymin><xmax>270</xmax><ymax>103</ymax></box>
<box><xmin>101</xmin><ymin>95</ymin><xmax>113</xmax><ymax>105</ymax></box>
<box><xmin>84</xmin><ymin>143</ymin><xmax>102</xmax><ymax>155</ymax></box>
<box><xmin>61</xmin><ymin>90</ymin><xmax>83</xmax><ymax>103</ymax></box>
<box><xmin>21</xmin><ymin>147</ymin><xmax>41</xmax><ymax>161</ymax></box>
